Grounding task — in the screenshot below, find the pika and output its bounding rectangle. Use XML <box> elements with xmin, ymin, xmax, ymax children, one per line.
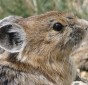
<box><xmin>0</xmin><ymin>11</ymin><xmax>87</xmax><ymax>85</ymax></box>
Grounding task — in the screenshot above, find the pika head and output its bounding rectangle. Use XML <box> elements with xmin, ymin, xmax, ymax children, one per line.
<box><xmin>0</xmin><ymin>11</ymin><xmax>86</xmax><ymax>85</ymax></box>
<box><xmin>0</xmin><ymin>11</ymin><xmax>85</xmax><ymax>61</ymax></box>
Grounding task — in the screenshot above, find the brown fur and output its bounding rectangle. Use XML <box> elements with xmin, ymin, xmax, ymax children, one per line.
<box><xmin>0</xmin><ymin>11</ymin><xmax>87</xmax><ymax>85</ymax></box>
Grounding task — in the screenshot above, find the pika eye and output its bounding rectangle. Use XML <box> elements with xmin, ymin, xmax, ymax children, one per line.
<box><xmin>53</xmin><ymin>23</ymin><xmax>64</xmax><ymax>31</ymax></box>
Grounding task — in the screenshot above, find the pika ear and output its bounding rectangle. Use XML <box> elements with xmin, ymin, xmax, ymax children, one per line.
<box><xmin>0</xmin><ymin>23</ymin><xmax>26</xmax><ymax>53</ymax></box>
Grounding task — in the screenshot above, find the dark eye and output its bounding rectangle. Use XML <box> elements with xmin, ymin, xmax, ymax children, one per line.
<box><xmin>53</xmin><ymin>23</ymin><xmax>64</xmax><ymax>31</ymax></box>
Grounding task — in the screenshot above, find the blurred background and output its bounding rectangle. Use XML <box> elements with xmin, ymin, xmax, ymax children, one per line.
<box><xmin>0</xmin><ymin>0</ymin><xmax>88</xmax><ymax>20</ymax></box>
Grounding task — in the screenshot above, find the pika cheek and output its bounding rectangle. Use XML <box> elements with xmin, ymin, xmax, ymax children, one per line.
<box><xmin>44</xmin><ymin>34</ymin><xmax>52</xmax><ymax>44</ymax></box>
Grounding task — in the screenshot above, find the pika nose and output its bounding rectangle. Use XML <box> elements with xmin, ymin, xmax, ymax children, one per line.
<box><xmin>77</xmin><ymin>19</ymin><xmax>88</xmax><ymax>29</ymax></box>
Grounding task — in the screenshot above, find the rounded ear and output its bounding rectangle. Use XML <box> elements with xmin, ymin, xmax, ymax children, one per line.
<box><xmin>0</xmin><ymin>23</ymin><xmax>26</xmax><ymax>53</ymax></box>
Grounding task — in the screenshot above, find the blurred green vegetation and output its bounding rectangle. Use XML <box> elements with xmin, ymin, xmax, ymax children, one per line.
<box><xmin>0</xmin><ymin>0</ymin><xmax>88</xmax><ymax>20</ymax></box>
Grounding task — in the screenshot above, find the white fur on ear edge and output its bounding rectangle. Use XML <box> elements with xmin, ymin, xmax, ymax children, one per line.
<box><xmin>0</xmin><ymin>22</ymin><xmax>26</xmax><ymax>53</ymax></box>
